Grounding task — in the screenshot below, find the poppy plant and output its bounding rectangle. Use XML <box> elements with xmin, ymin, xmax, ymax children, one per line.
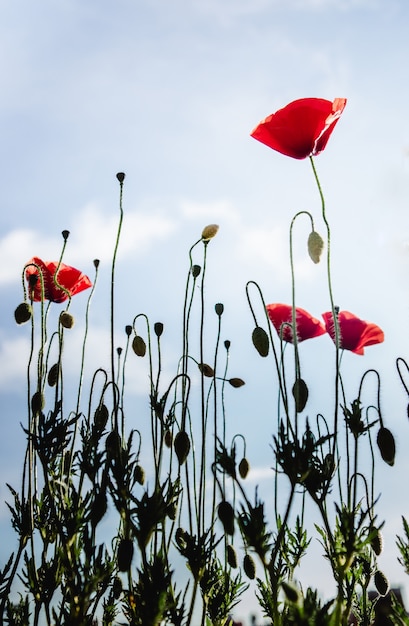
<box><xmin>25</xmin><ymin>257</ymin><xmax>92</xmax><ymax>303</ymax></box>
<box><xmin>250</xmin><ymin>97</ymin><xmax>347</xmax><ymax>160</ymax></box>
<box><xmin>322</xmin><ymin>310</ymin><xmax>384</xmax><ymax>355</ymax></box>
<box><xmin>266</xmin><ymin>303</ymin><xmax>326</xmax><ymax>343</ymax></box>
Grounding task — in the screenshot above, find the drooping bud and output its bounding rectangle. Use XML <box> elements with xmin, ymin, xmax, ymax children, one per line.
<box><xmin>238</xmin><ymin>457</ymin><xmax>250</xmax><ymax>479</ymax></box>
<box><xmin>94</xmin><ymin>404</ymin><xmax>109</xmax><ymax>431</ymax></box>
<box><xmin>252</xmin><ymin>327</ymin><xmax>269</xmax><ymax>357</ymax></box>
<box><xmin>281</xmin><ymin>581</ymin><xmax>302</xmax><ymax>604</ymax></box>
<box><xmin>227</xmin><ymin>544</ymin><xmax>238</xmax><ymax>569</ymax></box>
<box><xmin>243</xmin><ymin>554</ymin><xmax>256</xmax><ymax>579</ymax></box>
<box><xmin>117</xmin><ymin>538</ymin><xmax>133</xmax><ymax>571</ymax></box>
<box><xmin>14</xmin><ymin>302</ymin><xmax>32</xmax><ymax>324</ymax></box>
<box><xmin>307</xmin><ymin>230</ymin><xmax>324</xmax><ymax>264</ymax></box>
<box><xmin>59</xmin><ymin>311</ymin><xmax>74</xmax><ymax>329</ymax></box>
<box><xmin>292</xmin><ymin>378</ymin><xmax>309</xmax><ymax>413</ymax></box>
<box><xmin>377</xmin><ymin>427</ymin><xmax>396</xmax><ymax>466</ymax></box>
<box><xmin>198</xmin><ymin>363</ymin><xmax>214</xmax><ymax>377</ymax></box>
<box><xmin>164</xmin><ymin>429</ymin><xmax>173</xmax><ymax>448</ymax></box>
<box><xmin>374</xmin><ymin>570</ymin><xmax>389</xmax><ymax>596</ymax></box>
<box><xmin>217</xmin><ymin>500</ymin><xmax>235</xmax><ymax>536</ymax></box>
<box><xmin>201</xmin><ymin>224</ymin><xmax>219</xmax><ymax>241</ymax></box>
<box><xmin>228</xmin><ymin>378</ymin><xmax>245</xmax><ymax>388</ymax></box>
<box><xmin>31</xmin><ymin>391</ymin><xmax>45</xmax><ymax>415</ymax></box>
<box><xmin>174</xmin><ymin>431</ymin><xmax>191</xmax><ymax>465</ymax></box>
<box><xmin>90</xmin><ymin>490</ymin><xmax>108</xmax><ymax>527</ymax></box>
<box><xmin>134</xmin><ymin>464</ymin><xmax>145</xmax><ymax>485</ymax></box>
<box><xmin>132</xmin><ymin>335</ymin><xmax>146</xmax><ymax>357</ymax></box>
<box><xmin>369</xmin><ymin>526</ymin><xmax>384</xmax><ymax>556</ymax></box>
<box><xmin>47</xmin><ymin>363</ymin><xmax>59</xmax><ymax>387</ymax></box>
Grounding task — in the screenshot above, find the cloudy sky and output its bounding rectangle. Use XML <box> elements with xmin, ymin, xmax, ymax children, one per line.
<box><xmin>1</xmin><ymin>0</ymin><xmax>409</xmax><ymax>620</ymax></box>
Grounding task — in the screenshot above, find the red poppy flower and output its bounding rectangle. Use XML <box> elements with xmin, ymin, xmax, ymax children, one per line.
<box><xmin>251</xmin><ymin>97</ymin><xmax>347</xmax><ymax>159</ymax></box>
<box><xmin>266</xmin><ymin>303</ymin><xmax>326</xmax><ymax>343</ymax></box>
<box><xmin>322</xmin><ymin>310</ymin><xmax>384</xmax><ymax>355</ymax></box>
<box><xmin>25</xmin><ymin>257</ymin><xmax>92</xmax><ymax>303</ymax></box>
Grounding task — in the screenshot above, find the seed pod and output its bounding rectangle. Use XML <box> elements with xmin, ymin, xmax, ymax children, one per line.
<box><xmin>31</xmin><ymin>391</ymin><xmax>45</xmax><ymax>415</ymax></box>
<box><xmin>217</xmin><ymin>501</ymin><xmax>235</xmax><ymax>536</ymax></box>
<box><xmin>227</xmin><ymin>544</ymin><xmax>238</xmax><ymax>569</ymax></box>
<box><xmin>282</xmin><ymin>580</ymin><xmax>301</xmax><ymax>604</ymax></box>
<box><xmin>117</xmin><ymin>538</ymin><xmax>133</xmax><ymax>572</ymax></box>
<box><xmin>132</xmin><ymin>335</ymin><xmax>146</xmax><ymax>357</ymax></box>
<box><xmin>370</xmin><ymin>526</ymin><xmax>384</xmax><ymax>556</ymax></box>
<box><xmin>198</xmin><ymin>363</ymin><xmax>214</xmax><ymax>377</ymax></box>
<box><xmin>14</xmin><ymin>302</ymin><xmax>32</xmax><ymax>324</ymax></box>
<box><xmin>229</xmin><ymin>378</ymin><xmax>245</xmax><ymax>388</ymax></box>
<box><xmin>134</xmin><ymin>464</ymin><xmax>145</xmax><ymax>485</ymax></box>
<box><xmin>243</xmin><ymin>554</ymin><xmax>256</xmax><ymax>580</ymax></box>
<box><xmin>191</xmin><ymin>264</ymin><xmax>201</xmax><ymax>278</ymax></box>
<box><xmin>47</xmin><ymin>363</ymin><xmax>59</xmax><ymax>387</ymax></box>
<box><xmin>116</xmin><ymin>172</ymin><xmax>125</xmax><ymax>183</ymax></box>
<box><xmin>215</xmin><ymin>303</ymin><xmax>224</xmax><ymax>316</ymax></box>
<box><xmin>377</xmin><ymin>427</ymin><xmax>395</xmax><ymax>466</ymax></box>
<box><xmin>374</xmin><ymin>570</ymin><xmax>389</xmax><ymax>596</ymax></box>
<box><xmin>154</xmin><ymin>322</ymin><xmax>164</xmax><ymax>337</ymax></box>
<box><xmin>307</xmin><ymin>230</ymin><xmax>324</xmax><ymax>264</ymax></box>
<box><xmin>94</xmin><ymin>404</ymin><xmax>109</xmax><ymax>431</ymax></box>
<box><xmin>224</xmin><ymin>340</ymin><xmax>231</xmax><ymax>350</ymax></box>
<box><xmin>201</xmin><ymin>224</ymin><xmax>219</xmax><ymax>241</ymax></box>
<box><xmin>59</xmin><ymin>311</ymin><xmax>74</xmax><ymax>329</ymax></box>
<box><xmin>252</xmin><ymin>326</ymin><xmax>269</xmax><ymax>357</ymax></box>
<box><xmin>292</xmin><ymin>378</ymin><xmax>309</xmax><ymax>413</ymax></box>
<box><xmin>174</xmin><ymin>431</ymin><xmax>191</xmax><ymax>465</ymax></box>
<box><xmin>238</xmin><ymin>457</ymin><xmax>250</xmax><ymax>479</ymax></box>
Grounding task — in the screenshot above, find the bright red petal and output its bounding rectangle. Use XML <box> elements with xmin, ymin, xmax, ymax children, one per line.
<box><xmin>322</xmin><ymin>310</ymin><xmax>384</xmax><ymax>355</ymax></box>
<box><xmin>251</xmin><ymin>97</ymin><xmax>346</xmax><ymax>160</ymax></box>
<box><xmin>267</xmin><ymin>303</ymin><xmax>325</xmax><ymax>343</ymax></box>
<box><xmin>25</xmin><ymin>257</ymin><xmax>92</xmax><ymax>303</ymax></box>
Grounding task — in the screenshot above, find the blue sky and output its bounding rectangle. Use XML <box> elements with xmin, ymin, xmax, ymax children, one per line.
<box><xmin>1</xmin><ymin>0</ymin><xmax>409</xmax><ymax>620</ymax></box>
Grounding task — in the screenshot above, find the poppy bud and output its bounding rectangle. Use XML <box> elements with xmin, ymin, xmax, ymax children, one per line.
<box><xmin>238</xmin><ymin>457</ymin><xmax>250</xmax><ymax>479</ymax></box>
<box><xmin>175</xmin><ymin>527</ymin><xmax>187</xmax><ymax>550</ymax></box>
<box><xmin>94</xmin><ymin>404</ymin><xmax>109</xmax><ymax>430</ymax></box>
<box><xmin>112</xmin><ymin>576</ymin><xmax>123</xmax><ymax>599</ymax></box>
<box><xmin>215</xmin><ymin>303</ymin><xmax>224</xmax><ymax>316</ymax></box>
<box><xmin>374</xmin><ymin>570</ymin><xmax>389</xmax><ymax>596</ymax></box>
<box><xmin>217</xmin><ymin>500</ymin><xmax>235</xmax><ymax>536</ymax></box>
<box><xmin>14</xmin><ymin>302</ymin><xmax>32</xmax><ymax>324</ymax></box>
<box><xmin>198</xmin><ymin>363</ymin><xmax>214</xmax><ymax>377</ymax></box>
<box><xmin>252</xmin><ymin>327</ymin><xmax>269</xmax><ymax>357</ymax></box>
<box><xmin>47</xmin><ymin>363</ymin><xmax>59</xmax><ymax>387</ymax></box>
<box><xmin>134</xmin><ymin>464</ymin><xmax>145</xmax><ymax>485</ymax></box>
<box><xmin>164</xmin><ymin>429</ymin><xmax>173</xmax><ymax>448</ymax></box>
<box><xmin>227</xmin><ymin>544</ymin><xmax>238</xmax><ymax>569</ymax></box>
<box><xmin>228</xmin><ymin>378</ymin><xmax>245</xmax><ymax>388</ymax></box>
<box><xmin>132</xmin><ymin>335</ymin><xmax>146</xmax><ymax>357</ymax></box>
<box><xmin>370</xmin><ymin>526</ymin><xmax>384</xmax><ymax>556</ymax></box>
<box><xmin>59</xmin><ymin>311</ymin><xmax>74</xmax><ymax>329</ymax></box>
<box><xmin>377</xmin><ymin>427</ymin><xmax>395</xmax><ymax>466</ymax></box>
<box><xmin>90</xmin><ymin>491</ymin><xmax>108</xmax><ymax>527</ymax></box>
<box><xmin>243</xmin><ymin>554</ymin><xmax>256</xmax><ymax>579</ymax></box>
<box><xmin>292</xmin><ymin>378</ymin><xmax>309</xmax><ymax>413</ymax></box>
<box><xmin>116</xmin><ymin>172</ymin><xmax>125</xmax><ymax>183</ymax></box>
<box><xmin>282</xmin><ymin>581</ymin><xmax>301</xmax><ymax>604</ymax></box>
<box><xmin>154</xmin><ymin>322</ymin><xmax>164</xmax><ymax>337</ymax></box>
<box><xmin>167</xmin><ymin>502</ymin><xmax>177</xmax><ymax>521</ymax></box>
<box><xmin>117</xmin><ymin>538</ymin><xmax>133</xmax><ymax>571</ymax></box>
<box><xmin>105</xmin><ymin>430</ymin><xmax>121</xmax><ymax>457</ymax></box>
<box><xmin>201</xmin><ymin>224</ymin><xmax>219</xmax><ymax>241</ymax></box>
<box><xmin>307</xmin><ymin>230</ymin><xmax>324</xmax><ymax>264</ymax></box>
<box><xmin>191</xmin><ymin>264</ymin><xmax>201</xmax><ymax>278</ymax></box>
<box><xmin>31</xmin><ymin>391</ymin><xmax>45</xmax><ymax>415</ymax></box>
<box><xmin>174</xmin><ymin>431</ymin><xmax>191</xmax><ymax>465</ymax></box>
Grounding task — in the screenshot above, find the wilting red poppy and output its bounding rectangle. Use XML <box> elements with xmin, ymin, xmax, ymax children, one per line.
<box><xmin>25</xmin><ymin>257</ymin><xmax>92</xmax><ymax>303</ymax></box>
<box><xmin>251</xmin><ymin>97</ymin><xmax>347</xmax><ymax>159</ymax></box>
<box><xmin>322</xmin><ymin>310</ymin><xmax>384</xmax><ymax>355</ymax></box>
<box><xmin>266</xmin><ymin>303</ymin><xmax>326</xmax><ymax>343</ymax></box>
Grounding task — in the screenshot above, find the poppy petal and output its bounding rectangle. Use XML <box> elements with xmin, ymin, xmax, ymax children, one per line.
<box><xmin>266</xmin><ymin>303</ymin><xmax>326</xmax><ymax>343</ymax></box>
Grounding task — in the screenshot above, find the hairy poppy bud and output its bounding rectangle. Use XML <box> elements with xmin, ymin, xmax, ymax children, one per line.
<box><xmin>117</xmin><ymin>538</ymin><xmax>133</xmax><ymax>571</ymax></box>
<box><xmin>112</xmin><ymin>576</ymin><xmax>123</xmax><ymax>599</ymax></box>
<box><xmin>217</xmin><ymin>500</ymin><xmax>235</xmax><ymax>536</ymax></box>
<box><xmin>47</xmin><ymin>363</ymin><xmax>59</xmax><ymax>387</ymax></box>
<box><xmin>90</xmin><ymin>491</ymin><xmax>108</xmax><ymax>527</ymax></box>
<box><xmin>59</xmin><ymin>311</ymin><xmax>74</xmax><ymax>329</ymax></box>
<box><xmin>134</xmin><ymin>464</ymin><xmax>145</xmax><ymax>485</ymax></box>
<box><xmin>238</xmin><ymin>457</ymin><xmax>250</xmax><ymax>479</ymax></box>
<box><xmin>31</xmin><ymin>391</ymin><xmax>45</xmax><ymax>415</ymax></box>
<box><xmin>201</xmin><ymin>224</ymin><xmax>219</xmax><ymax>241</ymax></box>
<box><xmin>14</xmin><ymin>302</ymin><xmax>32</xmax><ymax>324</ymax></box>
<box><xmin>377</xmin><ymin>427</ymin><xmax>395</xmax><ymax>466</ymax></box>
<box><xmin>282</xmin><ymin>580</ymin><xmax>301</xmax><ymax>604</ymax></box>
<box><xmin>164</xmin><ymin>429</ymin><xmax>173</xmax><ymax>448</ymax></box>
<box><xmin>94</xmin><ymin>404</ymin><xmax>109</xmax><ymax>430</ymax></box>
<box><xmin>374</xmin><ymin>570</ymin><xmax>389</xmax><ymax>596</ymax></box>
<box><xmin>252</xmin><ymin>327</ymin><xmax>269</xmax><ymax>357</ymax></box>
<box><xmin>198</xmin><ymin>363</ymin><xmax>214</xmax><ymax>377</ymax></box>
<box><xmin>174</xmin><ymin>431</ymin><xmax>191</xmax><ymax>465</ymax></box>
<box><xmin>105</xmin><ymin>431</ymin><xmax>121</xmax><ymax>458</ymax></box>
<box><xmin>243</xmin><ymin>554</ymin><xmax>256</xmax><ymax>579</ymax></box>
<box><xmin>307</xmin><ymin>230</ymin><xmax>324</xmax><ymax>263</ymax></box>
<box><xmin>292</xmin><ymin>378</ymin><xmax>309</xmax><ymax>413</ymax></box>
<box><xmin>227</xmin><ymin>544</ymin><xmax>238</xmax><ymax>569</ymax></box>
<box><xmin>132</xmin><ymin>335</ymin><xmax>146</xmax><ymax>357</ymax></box>
<box><xmin>175</xmin><ymin>527</ymin><xmax>187</xmax><ymax>550</ymax></box>
<box><xmin>229</xmin><ymin>378</ymin><xmax>245</xmax><ymax>388</ymax></box>
<box><xmin>370</xmin><ymin>526</ymin><xmax>384</xmax><ymax>556</ymax></box>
